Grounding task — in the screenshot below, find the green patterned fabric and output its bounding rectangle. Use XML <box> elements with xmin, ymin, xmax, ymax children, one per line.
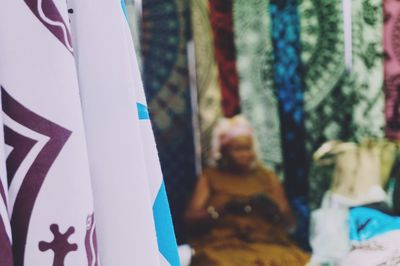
<box><xmin>300</xmin><ymin>0</ymin><xmax>384</xmax><ymax>209</ymax></box>
<box><xmin>191</xmin><ymin>0</ymin><xmax>223</xmax><ymax>166</ymax></box>
<box><xmin>351</xmin><ymin>0</ymin><xmax>384</xmax><ymax>139</ymax></box>
<box><xmin>233</xmin><ymin>0</ymin><xmax>283</xmax><ymax>175</ymax></box>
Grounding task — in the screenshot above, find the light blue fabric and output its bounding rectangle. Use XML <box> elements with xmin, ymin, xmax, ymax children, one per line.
<box><xmin>137</xmin><ymin>102</ymin><xmax>150</xmax><ymax>120</ymax></box>
<box><xmin>349</xmin><ymin>207</ymin><xmax>400</xmax><ymax>242</ymax></box>
<box><xmin>153</xmin><ymin>182</ymin><xmax>180</xmax><ymax>266</ymax></box>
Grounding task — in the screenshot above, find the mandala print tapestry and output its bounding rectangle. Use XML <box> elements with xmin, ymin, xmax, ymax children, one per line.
<box><xmin>233</xmin><ymin>0</ymin><xmax>283</xmax><ymax>176</ymax></box>
<box><xmin>191</xmin><ymin>0</ymin><xmax>223</xmax><ymax>167</ymax></box>
<box><xmin>300</xmin><ymin>0</ymin><xmax>384</xmax><ymax>210</ymax></box>
<box><xmin>269</xmin><ymin>0</ymin><xmax>310</xmax><ymax>249</ymax></box>
<box><xmin>209</xmin><ymin>0</ymin><xmax>241</xmax><ymax>117</ymax></box>
<box><xmin>142</xmin><ymin>0</ymin><xmax>197</xmax><ymax>243</ymax></box>
<box><xmin>384</xmin><ymin>0</ymin><xmax>400</xmax><ymax>140</ymax></box>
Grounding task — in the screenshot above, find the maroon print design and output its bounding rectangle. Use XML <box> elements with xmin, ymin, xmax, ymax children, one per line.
<box><xmin>0</xmin><ymin>176</ymin><xmax>7</xmax><ymax>208</ymax></box>
<box><xmin>209</xmin><ymin>0</ymin><xmax>241</xmax><ymax>117</ymax></box>
<box><xmin>0</xmin><ymin>179</ymin><xmax>13</xmax><ymax>266</ymax></box>
<box><xmin>23</xmin><ymin>0</ymin><xmax>73</xmax><ymax>53</ymax></box>
<box><xmin>2</xmin><ymin>87</ymin><xmax>72</xmax><ymax>266</ymax></box>
<box><xmin>85</xmin><ymin>214</ymin><xmax>98</xmax><ymax>266</ymax></box>
<box><xmin>0</xmin><ymin>217</ymin><xmax>13</xmax><ymax>266</ymax></box>
<box><xmin>4</xmin><ymin>126</ymin><xmax>37</xmax><ymax>187</ymax></box>
<box><xmin>39</xmin><ymin>224</ymin><xmax>77</xmax><ymax>266</ymax></box>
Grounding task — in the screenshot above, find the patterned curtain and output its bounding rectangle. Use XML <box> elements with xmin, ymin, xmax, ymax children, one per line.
<box><xmin>269</xmin><ymin>0</ymin><xmax>310</xmax><ymax>249</ymax></box>
<box><xmin>302</xmin><ymin>0</ymin><xmax>384</xmax><ymax>210</ymax></box>
<box><xmin>142</xmin><ymin>0</ymin><xmax>197</xmax><ymax>243</ymax></box>
<box><xmin>233</xmin><ymin>0</ymin><xmax>283</xmax><ymax>176</ymax></box>
<box><xmin>384</xmin><ymin>0</ymin><xmax>400</xmax><ymax>139</ymax></box>
<box><xmin>209</xmin><ymin>0</ymin><xmax>241</xmax><ymax>117</ymax></box>
<box><xmin>191</xmin><ymin>0</ymin><xmax>223</xmax><ymax>166</ymax></box>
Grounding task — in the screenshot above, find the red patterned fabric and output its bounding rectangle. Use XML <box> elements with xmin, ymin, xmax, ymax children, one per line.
<box><xmin>209</xmin><ymin>0</ymin><xmax>240</xmax><ymax>117</ymax></box>
<box><xmin>384</xmin><ymin>0</ymin><xmax>400</xmax><ymax>139</ymax></box>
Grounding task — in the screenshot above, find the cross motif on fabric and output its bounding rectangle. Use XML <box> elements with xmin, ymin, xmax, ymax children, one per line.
<box><xmin>39</xmin><ymin>224</ymin><xmax>77</xmax><ymax>266</ymax></box>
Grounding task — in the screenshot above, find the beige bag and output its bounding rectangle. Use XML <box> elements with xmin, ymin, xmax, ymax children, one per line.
<box><xmin>313</xmin><ymin>140</ymin><xmax>397</xmax><ymax>206</ymax></box>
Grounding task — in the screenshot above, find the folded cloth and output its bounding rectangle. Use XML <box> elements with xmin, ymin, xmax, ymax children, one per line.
<box><xmin>342</xmin><ymin>231</ymin><xmax>400</xmax><ymax>266</ymax></box>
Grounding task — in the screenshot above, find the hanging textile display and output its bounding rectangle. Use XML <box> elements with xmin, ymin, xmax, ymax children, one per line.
<box><xmin>233</xmin><ymin>0</ymin><xmax>283</xmax><ymax>175</ymax></box>
<box><xmin>68</xmin><ymin>0</ymin><xmax>180</xmax><ymax>264</ymax></box>
<box><xmin>269</xmin><ymin>0</ymin><xmax>309</xmax><ymax>248</ymax></box>
<box><xmin>351</xmin><ymin>0</ymin><xmax>384</xmax><ymax>139</ymax></box>
<box><xmin>191</xmin><ymin>0</ymin><xmax>223</xmax><ymax>166</ymax></box>
<box><xmin>142</xmin><ymin>0</ymin><xmax>197</xmax><ymax>243</ymax></box>
<box><xmin>384</xmin><ymin>0</ymin><xmax>400</xmax><ymax>140</ymax></box>
<box><xmin>301</xmin><ymin>0</ymin><xmax>383</xmax><ymax>154</ymax></box>
<box><xmin>300</xmin><ymin>0</ymin><xmax>355</xmax><ymax>210</ymax></box>
<box><xmin>300</xmin><ymin>0</ymin><xmax>384</xmax><ymax>210</ymax></box>
<box><xmin>0</xmin><ymin>1</ymin><xmax>98</xmax><ymax>264</ymax></box>
<box><xmin>300</xmin><ymin>0</ymin><xmax>353</xmax><ymax>154</ymax></box>
<box><xmin>209</xmin><ymin>0</ymin><xmax>241</xmax><ymax>117</ymax></box>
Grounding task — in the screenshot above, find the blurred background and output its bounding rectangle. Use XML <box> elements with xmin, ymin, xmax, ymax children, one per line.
<box><xmin>123</xmin><ymin>0</ymin><xmax>400</xmax><ymax>251</ymax></box>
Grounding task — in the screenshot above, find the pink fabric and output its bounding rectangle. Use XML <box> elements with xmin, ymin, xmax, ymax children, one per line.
<box><xmin>384</xmin><ymin>1</ymin><xmax>400</xmax><ymax>139</ymax></box>
<box><xmin>220</xmin><ymin>126</ymin><xmax>253</xmax><ymax>146</ymax></box>
<box><xmin>209</xmin><ymin>115</ymin><xmax>254</xmax><ymax>165</ymax></box>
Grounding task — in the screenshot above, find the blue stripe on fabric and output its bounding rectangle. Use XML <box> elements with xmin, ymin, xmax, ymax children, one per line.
<box><xmin>153</xmin><ymin>182</ymin><xmax>180</xmax><ymax>266</ymax></box>
<box><xmin>137</xmin><ymin>102</ymin><xmax>150</xmax><ymax>120</ymax></box>
<box><xmin>121</xmin><ymin>0</ymin><xmax>128</xmax><ymax>20</ymax></box>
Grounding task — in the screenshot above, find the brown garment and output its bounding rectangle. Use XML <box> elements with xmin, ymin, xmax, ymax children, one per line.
<box><xmin>188</xmin><ymin>166</ymin><xmax>309</xmax><ymax>266</ymax></box>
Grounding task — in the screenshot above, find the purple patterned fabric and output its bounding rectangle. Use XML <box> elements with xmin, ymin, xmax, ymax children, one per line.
<box><xmin>2</xmin><ymin>87</ymin><xmax>72</xmax><ymax>266</ymax></box>
<box><xmin>23</xmin><ymin>0</ymin><xmax>73</xmax><ymax>52</ymax></box>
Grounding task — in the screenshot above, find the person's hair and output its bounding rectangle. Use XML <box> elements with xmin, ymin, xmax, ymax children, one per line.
<box><xmin>208</xmin><ymin>115</ymin><xmax>254</xmax><ymax>166</ymax></box>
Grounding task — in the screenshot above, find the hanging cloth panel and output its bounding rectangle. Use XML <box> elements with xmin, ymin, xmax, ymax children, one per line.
<box><xmin>209</xmin><ymin>0</ymin><xmax>241</xmax><ymax>117</ymax></box>
<box><xmin>384</xmin><ymin>0</ymin><xmax>400</xmax><ymax>140</ymax></box>
<box><xmin>142</xmin><ymin>0</ymin><xmax>197</xmax><ymax>243</ymax></box>
<box><xmin>233</xmin><ymin>0</ymin><xmax>283</xmax><ymax>175</ymax></box>
<box><xmin>301</xmin><ymin>0</ymin><xmax>384</xmax><ymax>210</ymax></box>
<box><xmin>191</xmin><ymin>0</ymin><xmax>223</xmax><ymax>166</ymax></box>
<box><xmin>351</xmin><ymin>0</ymin><xmax>384</xmax><ymax>140</ymax></box>
<box><xmin>269</xmin><ymin>0</ymin><xmax>309</xmax><ymax>248</ymax></box>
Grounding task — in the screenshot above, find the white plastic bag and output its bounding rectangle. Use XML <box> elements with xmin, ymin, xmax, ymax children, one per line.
<box><xmin>309</xmin><ymin>192</ymin><xmax>351</xmax><ymax>265</ymax></box>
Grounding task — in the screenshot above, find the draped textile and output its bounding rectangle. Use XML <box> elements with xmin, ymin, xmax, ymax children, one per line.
<box><xmin>269</xmin><ymin>0</ymin><xmax>309</xmax><ymax>248</ymax></box>
<box><xmin>301</xmin><ymin>0</ymin><xmax>384</xmax><ymax>210</ymax></box>
<box><xmin>142</xmin><ymin>0</ymin><xmax>197</xmax><ymax>243</ymax></box>
<box><xmin>233</xmin><ymin>0</ymin><xmax>283</xmax><ymax>175</ymax></box>
<box><xmin>384</xmin><ymin>0</ymin><xmax>400</xmax><ymax>140</ymax></box>
<box><xmin>301</xmin><ymin>0</ymin><xmax>383</xmax><ymax>151</ymax></box>
<box><xmin>0</xmin><ymin>1</ymin><xmax>98</xmax><ymax>264</ymax></box>
<box><xmin>208</xmin><ymin>0</ymin><xmax>241</xmax><ymax>117</ymax></box>
<box><xmin>191</xmin><ymin>0</ymin><xmax>223</xmax><ymax>166</ymax></box>
<box><xmin>351</xmin><ymin>0</ymin><xmax>384</xmax><ymax>140</ymax></box>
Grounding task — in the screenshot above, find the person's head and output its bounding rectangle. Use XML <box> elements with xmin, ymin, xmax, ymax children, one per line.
<box><xmin>210</xmin><ymin>115</ymin><xmax>257</xmax><ymax>171</ymax></box>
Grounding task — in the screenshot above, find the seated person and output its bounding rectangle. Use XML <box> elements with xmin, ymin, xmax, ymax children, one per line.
<box><xmin>185</xmin><ymin>115</ymin><xmax>309</xmax><ymax>266</ymax></box>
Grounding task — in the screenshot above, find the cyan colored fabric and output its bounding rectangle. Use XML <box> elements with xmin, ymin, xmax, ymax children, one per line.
<box><xmin>349</xmin><ymin>207</ymin><xmax>400</xmax><ymax>242</ymax></box>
